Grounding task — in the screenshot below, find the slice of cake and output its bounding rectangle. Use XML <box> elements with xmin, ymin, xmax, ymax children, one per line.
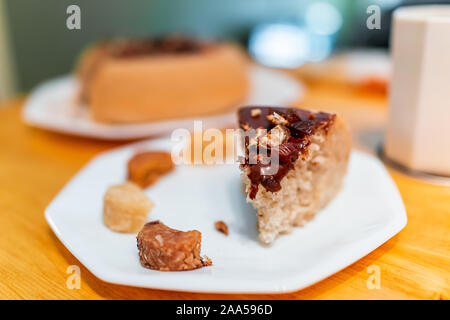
<box><xmin>77</xmin><ymin>35</ymin><xmax>249</xmax><ymax>123</ymax></box>
<box><xmin>238</xmin><ymin>106</ymin><xmax>351</xmax><ymax>245</ymax></box>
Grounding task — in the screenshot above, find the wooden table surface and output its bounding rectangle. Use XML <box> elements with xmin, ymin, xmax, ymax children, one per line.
<box><xmin>0</xmin><ymin>80</ymin><xmax>448</xmax><ymax>300</ymax></box>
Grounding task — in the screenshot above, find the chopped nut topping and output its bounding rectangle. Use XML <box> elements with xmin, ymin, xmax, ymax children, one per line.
<box><xmin>269</xmin><ymin>125</ymin><xmax>289</xmax><ymax>147</ymax></box>
<box><xmin>266</xmin><ymin>112</ymin><xmax>288</xmax><ymax>125</ymax></box>
<box><xmin>214</xmin><ymin>221</ymin><xmax>229</xmax><ymax>236</ymax></box>
<box><xmin>248</xmin><ymin>127</ymin><xmax>267</xmax><ymax>148</ymax></box>
<box><xmin>250</xmin><ymin>108</ymin><xmax>261</xmax><ymax>117</ymax></box>
<box><xmin>259</xmin><ymin>125</ymin><xmax>290</xmax><ymax>148</ymax></box>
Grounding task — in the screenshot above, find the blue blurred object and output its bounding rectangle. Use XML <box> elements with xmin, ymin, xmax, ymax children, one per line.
<box><xmin>248</xmin><ymin>23</ymin><xmax>310</xmax><ymax>68</ymax></box>
<box><xmin>248</xmin><ymin>1</ymin><xmax>343</xmax><ymax>68</ymax></box>
<box><xmin>305</xmin><ymin>1</ymin><xmax>343</xmax><ymax>35</ymax></box>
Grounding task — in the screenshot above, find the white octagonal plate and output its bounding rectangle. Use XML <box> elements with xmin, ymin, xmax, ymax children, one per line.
<box><xmin>45</xmin><ymin>138</ymin><xmax>407</xmax><ymax>293</ymax></box>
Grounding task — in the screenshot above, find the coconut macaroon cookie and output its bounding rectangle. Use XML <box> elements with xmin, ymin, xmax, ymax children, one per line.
<box><xmin>103</xmin><ymin>182</ymin><xmax>154</xmax><ymax>233</ymax></box>
<box><xmin>238</xmin><ymin>106</ymin><xmax>351</xmax><ymax>245</ymax></box>
<box><xmin>77</xmin><ymin>35</ymin><xmax>249</xmax><ymax>123</ymax></box>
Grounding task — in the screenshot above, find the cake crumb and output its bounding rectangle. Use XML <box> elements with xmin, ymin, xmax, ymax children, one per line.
<box><xmin>214</xmin><ymin>221</ymin><xmax>229</xmax><ymax>236</ymax></box>
<box><xmin>202</xmin><ymin>255</ymin><xmax>213</xmax><ymax>266</ymax></box>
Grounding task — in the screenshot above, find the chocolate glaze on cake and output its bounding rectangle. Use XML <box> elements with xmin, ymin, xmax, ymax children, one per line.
<box><xmin>105</xmin><ymin>36</ymin><xmax>210</xmax><ymax>58</ymax></box>
<box><xmin>238</xmin><ymin>106</ymin><xmax>335</xmax><ymax>199</ymax></box>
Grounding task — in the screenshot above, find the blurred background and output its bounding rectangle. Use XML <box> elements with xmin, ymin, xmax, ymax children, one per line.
<box><xmin>0</xmin><ymin>0</ymin><xmax>448</xmax><ymax>100</ymax></box>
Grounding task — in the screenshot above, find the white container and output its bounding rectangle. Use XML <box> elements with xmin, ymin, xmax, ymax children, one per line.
<box><xmin>385</xmin><ymin>5</ymin><xmax>450</xmax><ymax>176</ymax></box>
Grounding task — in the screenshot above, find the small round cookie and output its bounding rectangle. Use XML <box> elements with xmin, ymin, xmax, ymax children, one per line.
<box><xmin>103</xmin><ymin>182</ymin><xmax>153</xmax><ymax>233</ymax></box>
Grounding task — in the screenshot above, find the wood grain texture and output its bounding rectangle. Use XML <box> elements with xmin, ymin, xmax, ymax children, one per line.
<box><xmin>0</xmin><ymin>81</ymin><xmax>448</xmax><ymax>300</ymax></box>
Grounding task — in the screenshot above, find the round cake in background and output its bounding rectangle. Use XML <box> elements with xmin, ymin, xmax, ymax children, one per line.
<box><xmin>77</xmin><ymin>35</ymin><xmax>249</xmax><ymax>124</ymax></box>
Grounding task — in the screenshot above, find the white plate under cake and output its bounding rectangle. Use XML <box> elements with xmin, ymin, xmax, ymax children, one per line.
<box><xmin>45</xmin><ymin>135</ymin><xmax>406</xmax><ymax>293</ymax></box>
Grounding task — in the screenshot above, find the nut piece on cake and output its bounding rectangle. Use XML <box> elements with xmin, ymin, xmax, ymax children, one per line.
<box><xmin>137</xmin><ymin>221</ymin><xmax>212</xmax><ymax>271</ymax></box>
<box><xmin>103</xmin><ymin>182</ymin><xmax>154</xmax><ymax>233</ymax></box>
<box><xmin>127</xmin><ymin>151</ymin><xmax>174</xmax><ymax>188</ymax></box>
<box><xmin>238</xmin><ymin>106</ymin><xmax>351</xmax><ymax>245</ymax></box>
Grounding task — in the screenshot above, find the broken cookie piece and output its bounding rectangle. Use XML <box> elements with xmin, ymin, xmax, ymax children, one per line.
<box><xmin>127</xmin><ymin>151</ymin><xmax>174</xmax><ymax>188</ymax></box>
<box><xmin>214</xmin><ymin>221</ymin><xmax>229</xmax><ymax>236</ymax></box>
<box><xmin>137</xmin><ymin>221</ymin><xmax>212</xmax><ymax>271</ymax></box>
<box><xmin>103</xmin><ymin>182</ymin><xmax>154</xmax><ymax>233</ymax></box>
